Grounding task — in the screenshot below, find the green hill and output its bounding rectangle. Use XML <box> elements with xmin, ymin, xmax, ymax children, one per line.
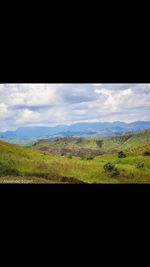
<box><xmin>0</xmin><ymin>140</ymin><xmax>85</xmax><ymax>183</ymax></box>
<box><xmin>33</xmin><ymin>129</ymin><xmax>150</xmax><ymax>154</ymax></box>
<box><xmin>0</xmin><ymin>128</ymin><xmax>150</xmax><ymax>183</ymax></box>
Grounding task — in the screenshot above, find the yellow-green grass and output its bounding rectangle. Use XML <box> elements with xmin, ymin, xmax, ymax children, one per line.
<box><xmin>51</xmin><ymin>154</ymin><xmax>150</xmax><ymax>183</ymax></box>
<box><xmin>1</xmin><ymin>136</ymin><xmax>150</xmax><ymax>183</ymax></box>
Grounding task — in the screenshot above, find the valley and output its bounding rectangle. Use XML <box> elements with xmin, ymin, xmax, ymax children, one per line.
<box><xmin>0</xmin><ymin>128</ymin><xmax>150</xmax><ymax>183</ymax></box>
<box><xmin>1</xmin><ymin>121</ymin><xmax>150</xmax><ymax>144</ymax></box>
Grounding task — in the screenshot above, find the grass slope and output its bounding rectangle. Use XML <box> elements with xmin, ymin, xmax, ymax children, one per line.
<box><xmin>0</xmin><ymin>128</ymin><xmax>150</xmax><ymax>183</ymax></box>
<box><xmin>0</xmin><ymin>140</ymin><xmax>85</xmax><ymax>183</ymax></box>
<box><xmin>33</xmin><ymin>129</ymin><xmax>150</xmax><ymax>153</ymax></box>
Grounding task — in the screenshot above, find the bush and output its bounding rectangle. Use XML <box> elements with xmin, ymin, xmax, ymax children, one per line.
<box><xmin>103</xmin><ymin>162</ymin><xmax>120</xmax><ymax>177</ymax></box>
<box><xmin>104</xmin><ymin>162</ymin><xmax>115</xmax><ymax>172</ymax></box>
<box><xmin>96</xmin><ymin>140</ymin><xmax>104</xmax><ymax>148</ymax></box>
<box><xmin>136</xmin><ymin>162</ymin><xmax>144</xmax><ymax>168</ymax></box>
<box><xmin>85</xmin><ymin>154</ymin><xmax>94</xmax><ymax>160</ymax></box>
<box><xmin>80</xmin><ymin>154</ymin><xmax>94</xmax><ymax>160</ymax></box>
<box><xmin>143</xmin><ymin>151</ymin><xmax>150</xmax><ymax>156</ymax></box>
<box><xmin>86</xmin><ymin>155</ymin><xmax>94</xmax><ymax>160</ymax></box>
<box><xmin>67</xmin><ymin>154</ymin><xmax>72</xmax><ymax>159</ymax></box>
<box><xmin>118</xmin><ymin>151</ymin><xmax>126</xmax><ymax>158</ymax></box>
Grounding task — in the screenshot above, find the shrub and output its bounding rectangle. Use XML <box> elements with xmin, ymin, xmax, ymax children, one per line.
<box><xmin>103</xmin><ymin>162</ymin><xmax>115</xmax><ymax>172</ymax></box>
<box><xmin>143</xmin><ymin>151</ymin><xmax>150</xmax><ymax>156</ymax></box>
<box><xmin>118</xmin><ymin>151</ymin><xmax>126</xmax><ymax>158</ymax></box>
<box><xmin>67</xmin><ymin>154</ymin><xmax>72</xmax><ymax>159</ymax></box>
<box><xmin>80</xmin><ymin>154</ymin><xmax>94</xmax><ymax>160</ymax></box>
<box><xmin>96</xmin><ymin>140</ymin><xmax>104</xmax><ymax>148</ymax></box>
<box><xmin>87</xmin><ymin>155</ymin><xmax>94</xmax><ymax>160</ymax></box>
<box><xmin>84</xmin><ymin>154</ymin><xmax>94</xmax><ymax>160</ymax></box>
<box><xmin>103</xmin><ymin>162</ymin><xmax>120</xmax><ymax>177</ymax></box>
<box><xmin>136</xmin><ymin>162</ymin><xmax>144</xmax><ymax>168</ymax></box>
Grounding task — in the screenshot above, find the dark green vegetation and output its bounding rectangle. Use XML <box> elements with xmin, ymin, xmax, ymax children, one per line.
<box><xmin>103</xmin><ymin>162</ymin><xmax>120</xmax><ymax>177</ymax></box>
<box><xmin>0</xmin><ymin>128</ymin><xmax>150</xmax><ymax>183</ymax></box>
<box><xmin>118</xmin><ymin>151</ymin><xmax>126</xmax><ymax>158</ymax></box>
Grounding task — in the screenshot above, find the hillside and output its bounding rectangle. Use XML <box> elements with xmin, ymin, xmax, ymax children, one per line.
<box><xmin>0</xmin><ymin>140</ymin><xmax>85</xmax><ymax>183</ymax></box>
<box><xmin>33</xmin><ymin>129</ymin><xmax>150</xmax><ymax>156</ymax></box>
<box><xmin>0</xmin><ymin>128</ymin><xmax>150</xmax><ymax>183</ymax></box>
<box><xmin>1</xmin><ymin>121</ymin><xmax>150</xmax><ymax>144</ymax></box>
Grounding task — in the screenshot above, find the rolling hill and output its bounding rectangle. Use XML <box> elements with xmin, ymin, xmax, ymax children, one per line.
<box><xmin>0</xmin><ymin>128</ymin><xmax>150</xmax><ymax>183</ymax></box>
<box><xmin>33</xmin><ymin>128</ymin><xmax>150</xmax><ymax>156</ymax></box>
<box><xmin>0</xmin><ymin>140</ymin><xmax>85</xmax><ymax>183</ymax></box>
<box><xmin>1</xmin><ymin>121</ymin><xmax>150</xmax><ymax>144</ymax></box>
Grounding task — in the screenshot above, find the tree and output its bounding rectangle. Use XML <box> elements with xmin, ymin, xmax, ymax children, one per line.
<box><xmin>96</xmin><ymin>140</ymin><xmax>104</xmax><ymax>148</ymax></box>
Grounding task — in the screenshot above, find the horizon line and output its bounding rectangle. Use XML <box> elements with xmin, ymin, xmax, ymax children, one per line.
<box><xmin>1</xmin><ymin>120</ymin><xmax>150</xmax><ymax>133</ymax></box>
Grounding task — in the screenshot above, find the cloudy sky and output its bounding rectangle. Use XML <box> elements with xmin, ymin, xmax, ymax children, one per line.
<box><xmin>0</xmin><ymin>83</ymin><xmax>150</xmax><ymax>131</ymax></box>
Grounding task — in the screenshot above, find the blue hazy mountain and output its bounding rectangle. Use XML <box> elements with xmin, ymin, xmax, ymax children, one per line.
<box><xmin>1</xmin><ymin>121</ymin><xmax>150</xmax><ymax>144</ymax></box>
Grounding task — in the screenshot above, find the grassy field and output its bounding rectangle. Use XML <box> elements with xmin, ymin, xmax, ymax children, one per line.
<box><xmin>0</xmin><ymin>129</ymin><xmax>150</xmax><ymax>183</ymax></box>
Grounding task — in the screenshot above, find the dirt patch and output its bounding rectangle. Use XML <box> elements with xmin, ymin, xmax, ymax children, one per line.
<box><xmin>39</xmin><ymin>146</ymin><xmax>105</xmax><ymax>157</ymax></box>
<box><xmin>60</xmin><ymin>176</ymin><xmax>86</xmax><ymax>183</ymax></box>
<box><xmin>26</xmin><ymin>171</ymin><xmax>87</xmax><ymax>184</ymax></box>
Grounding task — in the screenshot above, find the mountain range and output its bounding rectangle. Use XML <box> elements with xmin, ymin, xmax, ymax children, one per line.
<box><xmin>1</xmin><ymin>121</ymin><xmax>150</xmax><ymax>144</ymax></box>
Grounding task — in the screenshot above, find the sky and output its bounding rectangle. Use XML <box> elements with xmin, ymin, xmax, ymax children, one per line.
<box><xmin>0</xmin><ymin>83</ymin><xmax>150</xmax><ymax>131</ymax></box>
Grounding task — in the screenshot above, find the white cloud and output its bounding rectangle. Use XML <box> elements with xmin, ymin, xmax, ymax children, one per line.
<box><xmin>16</xmin><ymin>109</ymin><xmax>40</xmax><ymax>124</ymax></box>
<box><xmin>0</xmin><ymin>103</ymin><xmax>8</xmax><ymax>117</ymax></box>
<box><xmin>0</xmin><ymin>83</ymin><xmax>150</xmax><ymax>131</ymax></box>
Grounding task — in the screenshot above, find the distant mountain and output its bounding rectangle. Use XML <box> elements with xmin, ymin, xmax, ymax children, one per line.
<box><xmin>1</xmin><ymin>121</ymin><xmax>150</xmax><ymax>144</ymax></box>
